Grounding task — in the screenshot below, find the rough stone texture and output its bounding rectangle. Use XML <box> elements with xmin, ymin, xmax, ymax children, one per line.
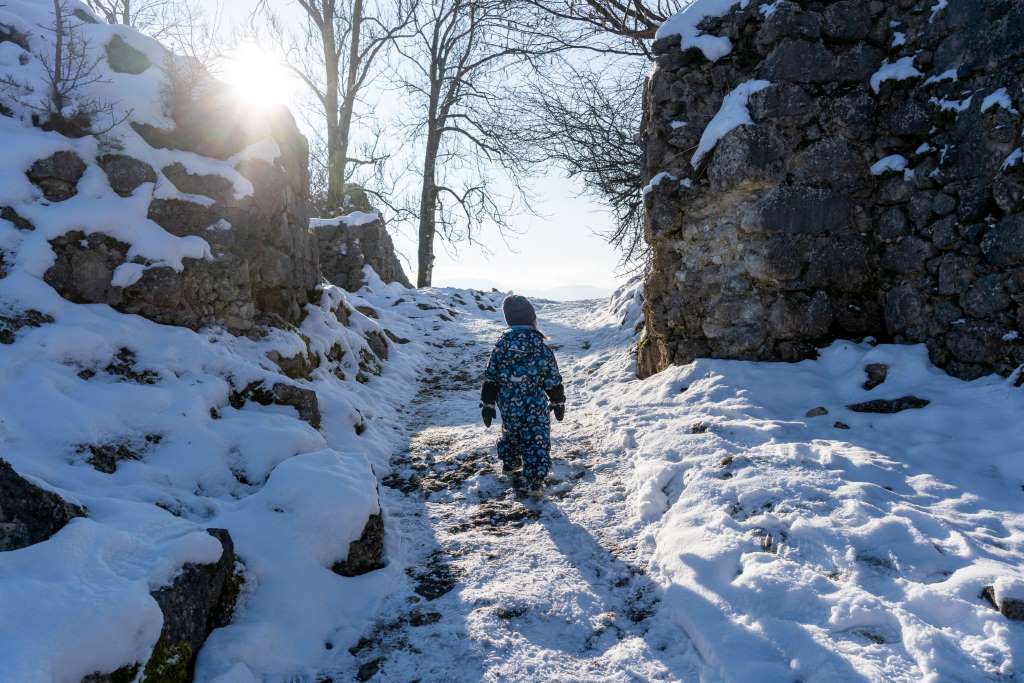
<box><xmin>97</xmin><ymin>154</ymin><xmax>156</xmax><ymax>197</ymax></box>
<box><xmin>27</xmin><ymin>151</ymin><xmax>87</xmax><ymax>202</ymax></box>
<box><xmin>640</xmin><ymin>0</ymin><xmax>1024</xmax><ymax>381</ymax></box>
<box><xmin>228</xmin><ymin>381</ymin><xmax>321</xmax><ymax>429</ymax></box>
<box><xmin>144</xmin><ymin>528</ymin><xmax>240</xmax><ymax>682</ymax></box>
<box><xmin>316</xmin><ymin>188</ymin><xmax>412</xmax><ymax>291</ymax></box>
<box><xmin>982</xmin><ymin>585</ymin><xmax>1024</xmax><ymax>621</ymax></box>
<box><xmin>863</xmin><ymin>363</ymin><xmax>889</xmax><ymax>390</ymax></box>
<box><xmin>105</xmin><ymin>34</ymin><xmax>151</xmax><ymax>74</ymax></box>
<box><xmin>44</xmin><ymin>68</ymin><xmax>319</xmax><ymax>332</ymax></box>
<box><xmin>333</xmin><ymin>513</ymin><xmax>386</xmax><ymax>577</ymax></box>
<box><xmin>847</xmin><ymin>396</ymin><xmax>930</xmax><ymax>413</ymax></box>
<box><xmin>0</xmin><ymin>459</ymin><xmax>86</xmax><ymax>551</ymax></box>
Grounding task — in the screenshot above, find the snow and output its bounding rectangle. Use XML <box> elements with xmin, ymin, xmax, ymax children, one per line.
<box><xmin>930</xmin><ymin>0</ymin><xmax>949</xmax><ymax>23</ymax></box>
<box><xmin>892</xmin><ymin>31</ymin><xmax>906</xmax><ymax>47</ymax></box>
<box><xmin>915</xmin><ymin>142</ymin><xmax>934</xmax><ymax>154</ymax></box>
<box><xmin>1004</xmin><ymin>148</ymin><xmax>1023</xmax><ymax>170</ymax></box>
<box><xmin>670</xmin><ymin>120</ymin><xmax>688</xmax><ymax>129</ymax></box>
<box><xmin>924</xmin><ymin>68</ymin><xmax>959</xmax><ymax>86</ymax></box>
<box><xmin>759</xmin><ymin>1</ymin><xmax>781</xmax><ymax>17</ymax></box>
<box><xmin>642</xmin><ymin>171</ymin><xmax>678</xmax><ymax>195</ymax></box>
<box><xmin>870</xmin><ymin>154</ymin><xmax>908</xmax><ymax>176</ymax></box>
<box><xmin>930</xmin><ymin>95</ymin><xmax>974</xmax><ymax>113</ymax></box>
<box><xmin>870</xmin><ymin>57</ymin><xmax>923</xmax><ymax>95</ymax></box>
<box><xmin>311</xmin><ymin>210</ymin><xmax>382</xmax><ymax>229</ymax></box>
<box><xmin>1002</xmin><ymin>331</ymin><xmax>1020</xmax><ymax>342</ymax></box>
<box><xmin>981</xmin><ymin>88</ymin><xmax>1019</xmax><ymax>115</ymax></box>
<box><xmin>691</xmin><ymin>79</ymin><xmax>771</xmax><ymax>167</ymax></box>
<box><xmin>656</xmin><ymin>0</ymin><xmax>751</xmax><ymax>62</ymax></box>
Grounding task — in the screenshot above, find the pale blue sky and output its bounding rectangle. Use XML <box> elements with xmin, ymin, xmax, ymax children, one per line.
<box><xmin>219</xmin><ymin>1</ymin><xmax>625</xmax><ymax>298</ymax></box>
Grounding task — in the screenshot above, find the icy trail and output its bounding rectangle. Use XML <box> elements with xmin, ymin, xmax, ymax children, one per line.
<box><xmin>313</xmin><ymin>287</ymin><xmax>1024</xmax><ymax>683</ymax></box>
<box><xmin>318</xmin><ymin>297</ymin><xmax>701</xmax><ymax>682</ymax></box>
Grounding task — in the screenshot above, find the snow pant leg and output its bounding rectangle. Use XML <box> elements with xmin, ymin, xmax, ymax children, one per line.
<box><xmin>519</xmin><ymin>426</ymin><xmax>551</xmax><ymax>481</ymax></box>
<box><xmin>496</xmin><ymin>430</ymin><xmax>522</xmax><ymax>468</ymax></box>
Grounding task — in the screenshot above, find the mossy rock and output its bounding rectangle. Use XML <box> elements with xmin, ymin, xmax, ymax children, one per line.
<box><xmin>142</xmin><ymin>641</ymin><xmax>192</xmax><ymax>683</ymax></box>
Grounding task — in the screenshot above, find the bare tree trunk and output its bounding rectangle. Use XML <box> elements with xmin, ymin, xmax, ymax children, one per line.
<box><xmin>416</xmin><ymin>127</ymin><xmax>440</xmax><ymax>287</ymax></box>
<box><xmin>52</xmin><ymin>0</ymin><xmax>64</xmax><ymax>112</ymax></box>
<box><xmin>121</xmin><ymin>0</ymin><xmax>130</xmax><ymax>24</ymax></box>
<box><xmin>321</xmin><ymin>2</ymin><xmax>345</xmax><ymax>211</ymax></box>
<box><xmin>334</xmin><ymin>0</ymin><xmax>363</xmax><ymax>190</ymax></box>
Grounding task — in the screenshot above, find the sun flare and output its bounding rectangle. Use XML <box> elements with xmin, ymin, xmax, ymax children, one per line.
<box><xmin>220</xmin><ymin>44</ymin><xmax>296</xmax><ymax>111</ymax></box>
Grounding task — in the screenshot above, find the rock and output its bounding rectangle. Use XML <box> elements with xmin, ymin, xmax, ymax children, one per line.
<box><xmin>105</xmin><ymin>35</ymin><xmax>151</xmax><ymax>74</ymax></box>
<box><xmin>332</xmin><ymin>513</ymin><xmax>386</xmax><ymax>577</ymax></box>
<box><xmin>315</xmin><ymin>211</ymin><xmax>412</xmax><ymax>291</ymax></box>
<box><xmin>981</xmin><ymin>585</ymin><xmax>1024</xmax><ymax>621</ymax></box>
<box><xmin>27</xmin><ymin>151</ymin><xmax>86</xmax><ymax>202</ymax></box>
<box><xmin>981</xmin><ymin>214</ymin><xmax>1024</xmax><ymax>267</ymax></box>
<box><xmin>0</xmin><ymin>459</ymin><xmax>86</xmax><ymax>551</ymax></box>
<box><xmin>161</xmin><ymin>163</ymin><xmax>235</xmax><ymax>203</ymax></box>
<box><xmin>356</xmin><ymin>305</ymin><xmax>379</xmax><ymax>319</ymax></box>
<box><xmin>805</xmin><ymin>406</ymin><xmax>828</xmax><ymax>417</ymax></box>
<box><xmin>0</xmin><ymin>21</ymin><xmax>30</xmax><ymax>51</ymax></box>
<box><xmin>271</xmin><ymin>383</ymin><xmax>321</xmax><ymax>429</ymax></box>
<box><xmin>266</xmin><ymin>347</ymin><xmax>318</xmax><ymax>380</ymax></box>
<box><xmin>145</xmin><ymin>529</ymin><xmax>241</xmax><ymax>682</ymax></box>
<box><xmin>1</xmin><ymin>206</ymin><xmax>33</xmax><ymax>231</ymax></box>
<box><xmin>365</xmin><ymin>329</ymin><xmax>389</xmax><ymax>361</ymax></box>
<box><xmin>639</xmin><ymin>0</ymin><xmax>1024</xmax><ymax>382</ymax></box>
<box><xmin>847</xmin><ymin>396</ymin><xmax>930</xmax><ymax>413</ymax></box>
<box><xmin>97</xmin><ymin>154</ymin><xmax>156</xmax><ymax>197</ymax></box>
<box><xmin>229</xmin><ymin>381</ymin><xmax>321</xmax><ymax>429</ymax></box>
<box><xmin>863</xmin><ymin>363</ymin><xmax>889</xmax><ymax>390</ymax></box>
<box><xmin>0</xmin><ymin>308</ymin><xmax>53</xmax><ymax>345</ymax></box>
<box><xmin>834</xmin><ymin>421</ymin><xmax>850</xmax><ymax>429</ymax></box>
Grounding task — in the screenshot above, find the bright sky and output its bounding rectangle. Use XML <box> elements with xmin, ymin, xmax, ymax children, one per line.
<box><xmin>218</xmin><ymin>2</ymin><xmax>625</xmax><ymax>299</ymax></box>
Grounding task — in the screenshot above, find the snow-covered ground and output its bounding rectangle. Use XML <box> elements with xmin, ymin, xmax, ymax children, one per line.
<box><xmin>4</xmin><ymin>258</ymin><xmax>1024</xmax><ymax>680</ymax></box>
<box><xmin>318</xmin><ymin>285</ymin><xmax>1024</xmax><ymax>682</ymax></box>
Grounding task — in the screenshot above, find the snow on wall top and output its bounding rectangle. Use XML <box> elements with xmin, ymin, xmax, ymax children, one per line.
<box><xmin>311</xmin><ymin>210</ymin><xmax>382</xmax><ymax>230</ymax></box>
<box><xmin>656</xmin><ymin>0</ymin><xmax>751</xmax><ymax>62</ymax></box>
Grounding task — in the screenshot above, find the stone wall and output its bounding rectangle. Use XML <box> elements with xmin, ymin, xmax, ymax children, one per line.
<box><xmin>639</xmin><ymin>0</ymin><xmax>1024</xmax><ymax>380</ymax></box>
<box><xmin>315</xmin><ymin>188</ymin><xmax>413</xmax><ymax>292</ymax></box>
<box><xmin>41</xmin><ymin>67</ymin><xmax>318</xmax><ymax>334</ymax></box>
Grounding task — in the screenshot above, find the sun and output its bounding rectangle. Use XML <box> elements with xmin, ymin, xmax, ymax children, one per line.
<box><xmin>220</xmin><ymin>44</ymin><xmax>296</xmax><ymax>111</ymax></box>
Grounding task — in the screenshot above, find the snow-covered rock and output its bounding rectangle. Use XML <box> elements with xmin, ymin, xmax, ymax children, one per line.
<box><xmin>640</xmin><ymin>0</ymin><xmax>1024</xmax><ymax>381</ymax></box>
<box><xmin>0</xmin><ymin>1</ymin><xmax>431</xmax><ymax>679</ymax></box>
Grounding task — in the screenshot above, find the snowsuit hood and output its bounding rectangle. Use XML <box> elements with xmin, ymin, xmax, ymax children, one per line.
<box><xmin>502</xmin><ymin>295</ymin><xmax>538</xmax><ymax>330</ymax></box>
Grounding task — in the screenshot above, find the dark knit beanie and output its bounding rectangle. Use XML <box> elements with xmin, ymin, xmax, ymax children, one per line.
<box><xmin>502</xmin><ymin>295</ymin><xmax>537</xmax><ymax>329</ymax></box>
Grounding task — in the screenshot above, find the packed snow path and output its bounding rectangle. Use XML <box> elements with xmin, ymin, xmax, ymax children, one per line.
<box><xmin>309</xmin><ymin>288</ymin><xmax>1024</xmax><ymax>683</ymax></box>
<box><xmin>319</xmin><ymin>298</ymin><xmax>701</xmax><ymax>681</ymax></box>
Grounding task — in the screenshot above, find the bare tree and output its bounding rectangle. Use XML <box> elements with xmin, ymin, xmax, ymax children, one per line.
<box><xmin>84</xmin><ymin>0</ymin><xmax>223</xmax><ymax>64</ymax></box>
<box><xmin>517</xmin><ymin>0</ymin><xmax>687</xmax><ymax>55</ymax></box>
<box><xmin>256</xmin><ymin>0</ymin><xmax>416</xmax><ymax>212</ymax></box>
<box><xmin>395</xmin><ymin>0</ymin><xmax>565</xmax><ymax>287</ymax></box>
<box><xmin>0</xmin><ymin>1</ymin><xmax>121</xmax><ymax>135</ymax></box>
<box><xmin>516</xmin><ymin>56</ymin><xmax>648</xmax><ymax>263</ymax></box>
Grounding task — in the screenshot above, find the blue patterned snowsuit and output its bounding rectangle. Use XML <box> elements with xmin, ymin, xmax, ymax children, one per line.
<box><xmin>484</xmin><ymin>328</ymin><xmax>563</xmax><ymax>481</ymax></box>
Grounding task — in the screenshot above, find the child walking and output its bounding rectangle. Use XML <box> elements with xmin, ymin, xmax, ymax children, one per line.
<box><xmin>480</xmin><ymin>295</ymin><xmax>565</xmax><ymax>497</ymax></box>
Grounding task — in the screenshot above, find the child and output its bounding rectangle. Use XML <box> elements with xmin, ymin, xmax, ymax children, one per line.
<box><xmin>480</xmin><ymin>295</ymin><xmax>565</xmax><ymax>497</ymax></box>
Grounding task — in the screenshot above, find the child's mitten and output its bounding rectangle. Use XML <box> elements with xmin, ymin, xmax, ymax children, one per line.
<box><xmin>480</xmin><ymin>380</ymin><xmax>499</xmax><ymax>427</ymax></box>
<box><xmin>546</xmin><ymin>384</ymin><xmax>566</xmax><ymax>422</ymax></box>
<box><xmin>481</xmin><ymin>402</ymin><xmax>496</xmax><ymax>427</ymax></box>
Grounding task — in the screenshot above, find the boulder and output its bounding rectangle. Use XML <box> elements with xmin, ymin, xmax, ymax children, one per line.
<box><xmin>143</xmin><ymin>529</ymin><xmax>240</xmax><ymax>682</ymax></box>
<box><xmin>863</xmin><ymin>363</ymin><xmax>889</xmax><ymax>390</ymax></box>
<box><xmin>847</xmin><ymin>396</ymin><xmax>930</xmax><ymax>413</ymax></box>
<box><xmin>639</xmin><ymin>0</ymin><xmax>1024</xmax><ymax>381</ymax></box>
<box><xmin>0</xmin><ymin>459</ymin><xmax>86</xmax><ymax>551</ymax></box>
<box><xmin>332</xmin><ymin>513</ymin><xmax>386</xmax><ymax>577</ymax></box>
<box><xmin>97</xmin><ymin>154</ymin><xmax>156</xmax><ymax>197</ymax></box>
<box><xmin>315</xmin><ymin>211</ymin><xmax>412</xmax><ymax>292</ymax></box>
<box><xmin>105</xmin><ymin>35</ymin><xmax>151</xmax><ymax>74</ymax></box>
<box><xmin>27</xmin><ymin>151</ymin><xmax>86</xmax><ymax>202</ymax></box>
